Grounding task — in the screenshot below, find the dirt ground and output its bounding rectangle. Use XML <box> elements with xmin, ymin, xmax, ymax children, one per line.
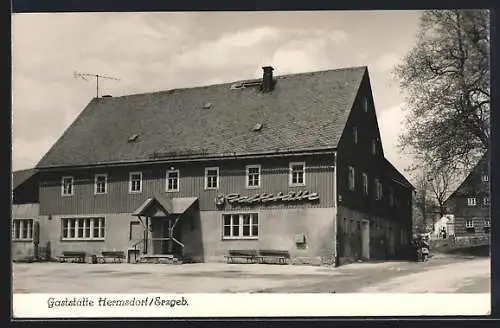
<box><xmin>12</xmin><ymin>253</ymin><xmax>490</xmax><ymax>293</ymax></box>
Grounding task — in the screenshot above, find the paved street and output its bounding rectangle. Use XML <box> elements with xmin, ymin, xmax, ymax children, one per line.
<box><xmin>12</xmin><ymin>253</ymin><xmax>490</xmax><ymax>293</ymax></box>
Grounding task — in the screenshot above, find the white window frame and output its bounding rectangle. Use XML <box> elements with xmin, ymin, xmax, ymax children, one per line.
<box><xmin>375</xmin><ymin>178</ymin><xmax>383</xmax><ymax>200</ymax></box>
<box><xmin>289</xmin><ymin>162</ymin><xmax>306</xmax><ymax>187</ymax></box>
<box><xmin>483</xmin><ymin>196</ymin><xmax>490</xmax><ymax>206</ymax></box>
<box><xmin>222</xmin><ymin>213</ymin><xmax>259</xmax><ymax>240</ymax></box>
<box><xmin>348</xmin><ymin>166</ymin><xmax>356</xmax><ymax>191</ymax></box>
<box><xmin>166</xmin><ymin>169</ymin><xmax>180</xmax><ymax>192</ymax></box>
<box><xmin>61</xmin><ymin>176</ymin><xmax>74</xmax><ymax>196</ymax></box>
<box><xmin>467</xmin><ymin>197</ymin><xmax>476</xmax><ymax>206</ymax></box>
<box><xmin>246</xmin><ymin>164</ymin><xmax>261</xmax><ymax>189</ymax></box>
<box><xmin>353</xmin><ymin>126</ymin><xmax>358</xmax><ymax>144</ymax></box>
<box><xmin>465</xmin><ymin>219</ymin><xmax>474</xmax><ymax>228</ymax></box>
<box><xmin>12</xmin><ymin>218</ymin><xmax>34</xmax><ymax>241</ymax></box>
<box><xmin>362</xmin><ymin>172</ymin><xmax>368</xmax><ymax>195</ymax></box>
<box><xmin>94</xmin><ymin>173</ymin><xmax>107</xmax><ymax>195</ymax></box>
<box><xmin>484</xmin><ymin>218</ymin><xmax>491</xmax><ymax>227</ymax></box>
<box><xmin>61</xmin><ymin>217</ymin><xmax>105</xmax><ymax>241</ymax></box>
<box><xmin>204</xmin><ymin>167</ymin><xmax>219</xmax><ymax>190</ymax></box>
<box><xmin>129</xmin><ymin>172</ymin><xmax>142</xmax><ymax>193</ymax></box>
<box><xmin>482</xmin><ymin>175</ymin><xmax>489</xmax><ymax>182</ymax></box>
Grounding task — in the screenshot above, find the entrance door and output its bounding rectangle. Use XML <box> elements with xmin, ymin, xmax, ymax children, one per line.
<box><xmin>361</xmin><ymin>220</ymin><xmax>370</xmax><ymax>260</ymax></box>
<box><xmin>161</xmin><ymin>216</ymin><xmax>184</xmax><ymax>257</ymax></box>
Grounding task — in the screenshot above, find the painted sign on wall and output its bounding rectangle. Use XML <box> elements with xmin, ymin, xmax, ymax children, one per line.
<box><xmin>215</xmin><ymin>190</ymin><xmax>319</xmax><ymax>208</ymax></box>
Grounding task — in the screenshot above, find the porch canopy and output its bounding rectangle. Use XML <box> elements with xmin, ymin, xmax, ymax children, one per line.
<box><xmin>131</xmin><ymin>195</ymin><xmax>198</xmax><ymax>256</ymax></box>
<box><xmin>132</xmin><ymin>194</ymin><xmax>198</xmax><ymax>217</ymax></box>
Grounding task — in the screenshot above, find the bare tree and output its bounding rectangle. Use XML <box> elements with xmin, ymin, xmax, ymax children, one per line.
<box><xmin>395</xmin><ymin>9</ymin><xmax>490</xmax><ymax>169</ymax></box>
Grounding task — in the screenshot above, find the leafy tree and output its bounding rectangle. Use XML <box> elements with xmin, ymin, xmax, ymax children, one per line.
<box><xmin>396</xmin><ymin>9</ymin><xmax>490</xmax><ymax>169</ymax></box>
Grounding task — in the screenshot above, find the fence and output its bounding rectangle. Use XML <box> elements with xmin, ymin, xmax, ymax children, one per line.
<box><xmin>431</xmin><ymin>234</ymin><xmax>490</xmax><ymax>250</ymax></box>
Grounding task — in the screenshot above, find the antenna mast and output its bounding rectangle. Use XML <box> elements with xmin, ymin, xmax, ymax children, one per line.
<box><xmin>74</xmin><ymin>71</ymin><xmax>120</xmax><ymax>98</ymax></box>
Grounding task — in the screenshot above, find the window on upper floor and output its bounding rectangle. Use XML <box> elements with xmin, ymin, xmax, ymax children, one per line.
<box><xmin>166</xmin><ymin>169</ymin><xmax>180</xmax><ymax>192</ymax></box>
<box><xmin>348</xmin><ymin>166</ymin><xmax>356</xmax><ymax>191</ymax></box>
<box><xmin>375</xmin><ymin>178</ymin><xmax>383</xmax><ymax>200</ymax></box>
<box><xmin>483</xmin><ymin>196</ymin><xmax>490</xmax><ymax>206</ymax></box>
<box><xmin>61</xmin><ymin>176</ymin><xmax>74</xmax><ymax>196</ymax></box>
<box><xmin>246</xmin><ymin>165</ymin><xmax>261</xmax><ymax>188</ymax></box>
<box><xmin>205</xmin><ymin>167</ymin><xmax>219</xmax><ymax>190</ymax></box>
<box><xmin>362</xmin><ymin>96</ymin><xmax>368</xmax><ymax>112</ymax></box>
<box><xmin>362</xmin><ymin>172</ymin><xmax>368</xmax><ymax>195</ymax></box>
<box><xmin>129</xmin><ymin>172</ymin><xmax>142</xmax><ymax>193</ymax></box>
<box><xmin>481</xmin><ymin>174</ymin><xmax>489</xmax><ymax>182</ymax></box>
<box><xmin>12</xmin><ymin>218</ymin><xmax>33</xmax><ymax>241</ymax></box>
<box><xmin>467</xmin><ymin>197</ymin><xmax>477</xmax><ymax>207</ymax></box>
<box><xmin>353</xmin><ymin>126</ymin><xmax>358</xmax><ymax>144</ymax></box>
<box><xmin>289</xmin><ymin>162</ymin><xmax>306</xmax><ymax>187</ymax></box>
<box><xmin>371</xmin><ymin>139</ymin><xmax>377</xmax><ymax>155</ymax></box>
<box><xmin>94</xmin><ymin>174</ymin><xmax>107</xmax><ymax>194</ymax></box>
<box><xmin>389</xmin><ymin>187</ymin><xmax>395</xmax><ymax>207</ymax></box>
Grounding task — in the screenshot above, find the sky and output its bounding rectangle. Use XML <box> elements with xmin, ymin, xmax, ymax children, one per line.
<box><xmin>12</xmin><ymin>11</ymin><xmax>423</xmax><ymax>177</ymax></box>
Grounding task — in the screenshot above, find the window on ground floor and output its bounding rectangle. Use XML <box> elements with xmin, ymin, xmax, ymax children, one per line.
<box><xmin>12</xmin><ymin>218</ymin><xmax>33</xmax><ymax>241</ymax></box>
<box><xmin>465</xmin><ymin>219</ymin><xmax>475</xmax><ymax>233</ymax></box>
<box><xmin>222</xmin><ymin>213</ymin><xmax>258</xmax><ymax>239</ymax></box>
<box><xmin>484</xmin><ymin>218</ymin><xmax>490</xmax><ymax>233</ymax></box>
<box><xmin>62</xmin><ymin>217</ymin><xmax>105</xmax><ymax>240</ymax></box>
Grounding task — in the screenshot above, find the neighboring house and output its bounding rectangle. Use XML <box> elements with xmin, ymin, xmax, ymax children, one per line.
<box><xmin>444</xmin><ymin>151</ymin><xmax>490</xmax><ymax>236</ymax></box>
<box><xmin>12</xmin><ymin>168</ymin><xmax>40</xmax><ymax>260</ymax></box>
<box><xmin>432</xmin><ymin>214</ymin><xmax>455</xmax><ymax>239</ymax></box>
<box><xmin>33</xmin><ymin>65</ymin><xmax>414</xmax><ymax>265</ymax></box>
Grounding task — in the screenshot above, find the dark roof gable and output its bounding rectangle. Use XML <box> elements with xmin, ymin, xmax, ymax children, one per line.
<box><xmin>12</xmin><ymin>168</ymin><xmax>38</xmax><ymax>190</ymax></box>
<box><xmin>37</xmin><ymin>66</ymin><xmax>368</xmax><ymax>169</ymax></box>
<box><xmin>445</xmin><ymin>150</ymin><xmax>490</xmax><ymax>202</ymax></box>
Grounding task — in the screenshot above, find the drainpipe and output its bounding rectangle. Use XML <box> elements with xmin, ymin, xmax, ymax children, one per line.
<box><xmin>333</xmin><ymin>151</ymin><xmax>340</xmax><ymax>268</ymax></box>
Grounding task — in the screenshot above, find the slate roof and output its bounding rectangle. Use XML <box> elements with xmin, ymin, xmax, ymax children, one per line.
<box><xmin>12</xmin><ymin>168</ymin><xmax>38</xmax><ymax>190</ymax></box>
<box><xmin>36</xmin><ymin>66</ymin><xmax>368</xmax><ymax>169</ymax></box>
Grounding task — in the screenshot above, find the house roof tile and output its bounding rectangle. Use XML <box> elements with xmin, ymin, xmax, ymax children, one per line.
<box><xmin>36</xmin><ymin>66</ymin><xmax>367</xmax><ymax>168</ymax></box>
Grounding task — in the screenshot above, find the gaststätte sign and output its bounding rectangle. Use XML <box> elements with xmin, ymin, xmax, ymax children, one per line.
<box><xmin>215</xmin><ymin>190</ymin><xmax>320</xmax><ymax>207</ymax></box>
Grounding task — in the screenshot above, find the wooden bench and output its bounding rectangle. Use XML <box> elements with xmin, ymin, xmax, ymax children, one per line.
<box><xmin>225</xmin><ymin>249</ymin><xmax>259</xmax><ymax>264</ymax></box>
<box><xmin>59</xmin><ymin>251</ymin><xmax>86</xmax><ymax>263</ymax></box>
<box><xmin>258</xmin><ymin>250</ymin><xmax>290</xmax><ymax>265</ymax></box>
<box><xmin>97</xmin><ymin>251</ymin><xmax>126</xmax><ymax>263</ymax></box>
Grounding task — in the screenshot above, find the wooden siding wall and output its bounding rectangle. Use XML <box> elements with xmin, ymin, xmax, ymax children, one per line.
<box><xmin>336</xmin><ymin>75</ymin><xmax>413</xmax><ymax>228</ymax></box>
<box><xmin>39</xmin><ymin>155</ymin><xmax>335</xmax><ymax>215</ymax></box>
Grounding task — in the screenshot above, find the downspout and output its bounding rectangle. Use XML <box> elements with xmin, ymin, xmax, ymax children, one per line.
<box><xmin>333</xmin><ymin>151</ymin><xmax>340</xmax><ymax>267</ymax></box>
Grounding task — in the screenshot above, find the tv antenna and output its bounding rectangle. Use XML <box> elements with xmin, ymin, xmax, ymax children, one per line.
<box><xmin>74</xmin><ymin>71</ymin><xmax>120</xmax><ymax>98</ymax></box>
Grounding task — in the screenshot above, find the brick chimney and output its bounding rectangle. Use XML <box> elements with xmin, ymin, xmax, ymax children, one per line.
<box><xmin>262</xmin><ymin>66</ymin><xmax>275</xmax><ymax>93</ymax></box>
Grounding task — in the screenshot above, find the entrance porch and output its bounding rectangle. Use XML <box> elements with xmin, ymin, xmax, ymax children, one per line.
<box><xmin>130</xmin><ymin>195</ymin><xmax>198</xmax><ymax>263</ymax></box>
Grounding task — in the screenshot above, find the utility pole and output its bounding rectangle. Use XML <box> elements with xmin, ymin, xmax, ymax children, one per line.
<box><xmin>74</xmin><ymin>71</ymin><xmax>120</xmax><ymax>98</ymax></box>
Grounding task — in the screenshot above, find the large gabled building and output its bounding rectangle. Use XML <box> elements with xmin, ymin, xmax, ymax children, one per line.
<box><xmin>444</xmin><ymin>151</ymin><xmax>491</xmax><ymax>236</ymax></box>
<box><xmin>27</xmin><ymin>65</ymin><xmax>414</xmax><ymax>264</ymax></box>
